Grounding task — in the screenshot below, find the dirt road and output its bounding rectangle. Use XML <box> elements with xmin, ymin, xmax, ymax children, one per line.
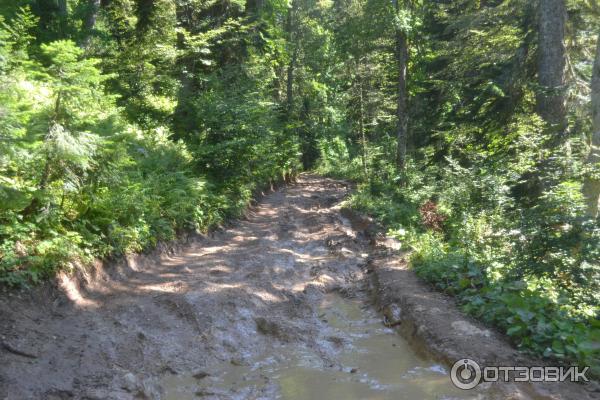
<box><xmin>0</xmin><ymin>174</ymin><xmax>594</xmax><ymax>399</ymax></box>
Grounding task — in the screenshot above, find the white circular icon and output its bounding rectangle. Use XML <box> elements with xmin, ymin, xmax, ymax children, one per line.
<box><xmin>450</xmin><ymin>358</ymin><xmax>482</xmax><ymax>390</ymax></box>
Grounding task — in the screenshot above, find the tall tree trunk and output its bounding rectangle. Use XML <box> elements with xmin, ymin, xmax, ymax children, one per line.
<box><xmin>286</xmin><ymin>47</ymin><xmax>298</xmax><ymax>114</ymax></box>
<box><xmin>136</xmin><ymin>0</ymin><xmax>155</xmax><ymax>35</ymax></box>
<box><xmin>393</xmin><ymin>0</ymin><xmax>409</xmax><ymax>172</ymax></box>
<box><xmin>82</xmin><ymin>0</ymin><xmax>102</xmax><ymax>48</ymax></box>
<box><xmin>358</xmin><ymin>63</ymin><xmax>368</xmax><ymax>178</ymax></box>
<box><xmin>57</xmin><ymin>0</ymin><xmax>68</xmax><ymax>16</ymax></box>
<box><xmin>245</xmin><ymin>0</ymin><xmax>264</xmax><ymax>15</ymax></box>
<box><xmin>56</xmin><ymin>0</ymin><xmax>68</xmax><ymax>37</ymax></box>
<box><xmin>583</xmin><ymin>34</ymin><xmax>600</xmax><ymax>218</ymax></box>
<box><xmin>537</xmin><ymin>0</ymin><xmax>567</xmax><ymax>136</ymax></box>
<box><xmin>285</xmin><ymin>3</ymin><xmax>298</xmax><ymax>114</ymax></box>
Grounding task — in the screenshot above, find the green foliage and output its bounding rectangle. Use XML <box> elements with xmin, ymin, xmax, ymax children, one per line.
<box><xmin>515</xmin><ymin>182</ymin><xmax>600</xmax><ymax>302</ymax></box>
<box><xmin>0</xmin><ymin>2</ymin><xmax>303</xmax><ymax>287</ymax></box>
<box><xmin>316</xmin><ymin>136</ymin><xmax>361</xmax><ymax>179</ymax></box>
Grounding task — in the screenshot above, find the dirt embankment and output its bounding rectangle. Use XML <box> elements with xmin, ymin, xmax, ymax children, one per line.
<box><xmin>341</xmin><ymin>209</ymin><xmax>600</xmax><ymax>400</ymax></box>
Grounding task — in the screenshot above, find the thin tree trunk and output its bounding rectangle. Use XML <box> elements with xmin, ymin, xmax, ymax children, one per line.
<box><xmin>583</xmin><ymin>34</ymin><xmax>600</xmax><ymax>218</ymax></box>
<box><xmin>39</xmin><ymin>91</ymin><xmax>63</xmax><ymax>191</ymax></box>
<box><xmin>393</xmin><ymin>0</ymin><xmax>409</xmax><ymax>171</ymax></box>
<box><xmin>537</xmin><ymin>0</ymin><xmax>567</xmax><ymax>136</ymax></box>
<box><xmin>274</xmin><ymin>65</ymin><xmax>284</xmax><ymax>102</ymax></box>
<box><xmin>285</xmin><ymin>3</ymin><xmax>298</xmax><ymax>114</ymax></box>
<box><xmin>286</xmin><ymin>47</ymin><xmax>297</xmax><ymax>113</ymax></box>
<box><xmin>358</xmin><ymin>64</ymin><xmax>368</xmax><ymax>178</ymax></box>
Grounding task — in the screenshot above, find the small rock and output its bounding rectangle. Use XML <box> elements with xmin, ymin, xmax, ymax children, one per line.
<box><xmin>121</xmin><ymin>373</ymin><xmax>138</xmax><ymax>392</ymax></box>
<box><xmin>585</xmin><ymin>381</ymin><xmax>600</xmax><ymax>393</ymax></box>
<box><xmin>230</xmin><ymin>357</ymin><xmax>244</xmax><ymax>366</ymax></box>
<box><xmin>160</xmin><ymin>365</ymin><xmax>177</xmax><ymax>375</ymax></box>
<box><xmin>350</xmin><ymin>368</ymin><xmax>358</xmax><ymax>374</ymax></box>
<box><xmin>195</xmin><ymin>390</ymin><xmax>215</xmax><ymax>397</ymax></box>
<box><xmin>451</xmin><ymin>320</ymin><xmax>491</xmax><ymax>337</ymax></box>
<box><xmin>140</xmin><ymin>379</ymin><xmax>164</xmax><ymax>400</ymax></box>
<box><xmin>382</xmin><ymin>303</ymin><xmax>402</xmax><ymax>327</ymax></box>
<box><xmin>255</xmin><ymin>317</ymin><xmax>290</xmax><ymax>341</ymax></box>
<box><xmin>44</xmin><ymin>389</ymin><xmax>74</xmax><ymax>400</ymax></box>
<box><xmin>193</xmin><ymin>371</ymin><xmax>210</xmax><ymax>380</ymax></box>
<box><xmin>327</xmin><ymin>336</ymin><xmax>344</xmax><ymax>346</ymax></box>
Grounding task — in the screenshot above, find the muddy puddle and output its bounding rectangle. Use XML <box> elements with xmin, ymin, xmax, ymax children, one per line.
<box><xmin>162</xmin><ymin>293</ymin><xmax>482</xmax><ymax>399</ymax></box>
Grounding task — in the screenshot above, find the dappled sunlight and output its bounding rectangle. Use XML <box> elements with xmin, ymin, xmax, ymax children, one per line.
<box><xmin>252</xmin><ymin>290</ymin><xmax>286</xmax><ymax>303</ymax></box>
<box><xmin>1</xmin><ymin>175</ymin><xmax>393</xmax><ymax>399</ymax></box>
<box><xmin>58</xmin><ymin>273</ymin><xmax>101</xmax><ymax>309</ymax></box>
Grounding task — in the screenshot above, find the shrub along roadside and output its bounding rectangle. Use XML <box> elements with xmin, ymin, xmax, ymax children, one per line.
<box><xmin>0</xmin><ymin>32</ymin><xmax>298</xmax><ymax>287</ymax></box>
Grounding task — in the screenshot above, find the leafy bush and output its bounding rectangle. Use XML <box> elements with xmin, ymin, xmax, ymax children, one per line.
<box><xmin>0</xmin><ymin>28</ymin><xmax>297</xmax><ymax>286</ymax></box>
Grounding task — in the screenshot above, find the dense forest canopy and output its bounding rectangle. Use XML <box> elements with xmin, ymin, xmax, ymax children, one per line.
<box><xmin>0</xmin><ymin>0</ymin><xmax>599</xmax><ymax>375</ymax></box>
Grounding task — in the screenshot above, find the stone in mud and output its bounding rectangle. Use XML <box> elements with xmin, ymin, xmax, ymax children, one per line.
<box><xmin>121</xmin><ymin>373</ymin><xmax>138</xmax><ymax>392</ymax></box>
<box><xmin>326</xmin><ymin>336</ymin><xmax>345</xmax><ymax>346</ymax></box>
<box><xmin>230</xmin><ymin>356</ymin><xmax>248</xmax><ymax>366</ymax></box>
<box><xmin>195</xmin><ymin>389</ymin><xmax>216</xmax><ymax>397</ymax></box>
<box><xmin>255</xmin><ymin>317</ymin><xmax>289</xmax><ymax>341</ymax></box>
<box><xmin>192</xmin><ymin>371</ymin><xmax>210</xmax><ymax>380</ymax></box>
<box><xmin>44</xmin><ymin>389</ymin><xmax>74</xmax><ymax>400</ymax></box>
<box><xmin>139</xmin><ymin>379</ymin><xmax>164</xmax><ymax>400</ymax></box>
<box><xmin>340</xmin><ymin>207</ymin><xmax>378</xmax><ymax>239</ymax></box>
<box><xmin>585</xmin><ymin>381</ymin><xmax>600</xmax><ymax>393</ymax></box>
<box><xmin>122</xmin><ymin>374</ymin><xmax>164</xmax><ymax>400</ymax></box>
<box><xmin>382</xmin><ymin>303</ymin><xmax>402</xmax><ymax>327</ymax></box>
<box><xmin>377</xmin><ymin>237</ymin><xmax>402</xmax><ymax>252</ymax></box>
<box><xmin>450</xmin><ymin>320</ymin><xmax>491</xmax><ymax>337</ymax></box>
<box><xmin>302</xmin><ymin>283</ymin><xmax>324</xmax><ymax>296</ymax></box>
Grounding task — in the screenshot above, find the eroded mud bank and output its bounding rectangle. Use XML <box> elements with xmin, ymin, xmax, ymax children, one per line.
<box><xmin>341</xmin><ymin>209</ymin><xmax>599</xmax><ymax>400</ymax></box>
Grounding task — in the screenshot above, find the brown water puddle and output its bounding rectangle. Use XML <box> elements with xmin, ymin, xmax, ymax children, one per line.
<box><xmin>162</xmin><ymin>293</ymin><xmax>485</xmax><ymax>399</ymax></box>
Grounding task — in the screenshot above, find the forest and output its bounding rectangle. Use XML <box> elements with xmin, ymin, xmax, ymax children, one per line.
<box><xmin>0</xmin><ymin>0</ymin><xmax>599</xmax><ymax>381</ymax></box>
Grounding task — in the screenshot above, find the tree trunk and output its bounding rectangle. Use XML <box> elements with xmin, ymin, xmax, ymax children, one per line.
<box><xmin>285</xmin><ymin>3</ymin><xmax>298</xmax><ymax>114</ymax></box>
<box><xmin>57</xmin><ymin>0</ymin><xmax>68</xmax><ymax>16</ymax></box>
<box><xmin>583</xmin><ymin>34</ymin><xmax>600</xmax><ymax>218</ymax></box>
<box><xmin>82</xmin><ymin>0</ymin><xmax>102</xmax><ymax>48</ymax></box>
<box><xmin>286</xmin><ymin>47</ymin><xmax>297</xmax><ymax>114</ymax></box>
<box><xmin>393</xmin><ymin>0</ymin><xmax>409</xmax><ymax>172</ymax></box>
<box><xmin>135</xmin><ymin>0</ymin><xmax>155</xmax><ymax>34</ymax></box>
<box><xmin>537</xmin><ymin>0</ymin><xmax>567</xmax><ymax>135</ymax></box>
<box><xmin>358</xmin><ymin>63</ymin><xmax>368</xmax><ymax>178</ymax></box>
<box><xmin>56</xmin><ymin>0</ymin><xmax>68</xmax><ymax>36</ymax></box>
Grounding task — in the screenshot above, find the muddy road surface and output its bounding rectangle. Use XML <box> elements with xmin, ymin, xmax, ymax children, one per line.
<box><xmin>1</xmin><ymin>175</ymin><xmax>501</xmax><ymax>399</ymax></box>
